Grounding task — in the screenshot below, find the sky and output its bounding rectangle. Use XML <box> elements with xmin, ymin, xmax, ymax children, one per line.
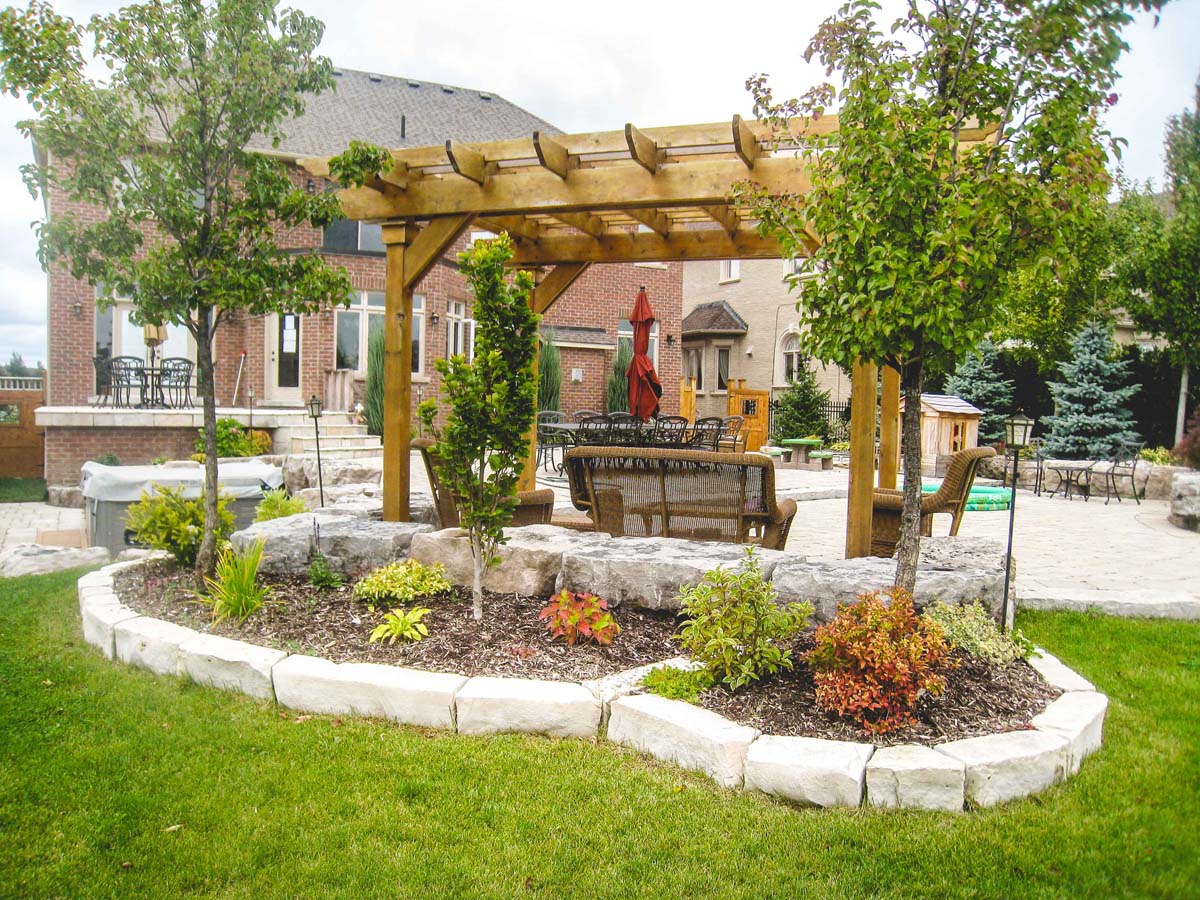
<box><xmin>0</xmin><ymin>0</ymin><xmax>1197</xmax><ymax>368</ymax></box>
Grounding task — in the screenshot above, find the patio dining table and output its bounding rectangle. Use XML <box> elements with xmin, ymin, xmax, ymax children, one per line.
<box><xmin>540</xmin><ymin>420</ymin><xmax>693</xmax><ymax>448</ymax></box>
<box><xmin>1044</xmin><ymin>460</ymin><xmax>1094</xmax><ymax>501</ymax></box>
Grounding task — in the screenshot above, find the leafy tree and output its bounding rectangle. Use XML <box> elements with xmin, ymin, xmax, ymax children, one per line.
<box><xmin>1116</xmin><ymin>79</ymin><xmax>1200</xmax><ymax>444</ymax></box>
<box><xmin>1042</xmin><ymin>322</ymin><xmax>1141</xmax><ymax>460</ymax></box>
<box><xmin>945</xmin><ymin>340</ymin><xmax>1014</xmax><ymax>443</ymax></box>
<box><xmin>365</xmin><ymin>325</ymin><xmax>384</xmax><ymax>436</ymax></box>
<box><xmin>0</xmin><ymin>0</ymin><xmax>350</xmax><ymax>579</ymax></box>
<box><xmin>738</xmin><ymin>0</ymin><xmax>1157</xmax><ymax>589</ymax></box>
<box><xmin>2</xmin><ymin>352</ymin><xmax>39</xmax><ymax>377</ymax></box>
<box><xmin>538</xmin><ymin>336</ymin><xmax>561</xmax><ymax>412</ymax></box>
<box><xmin>606</xmin><ymin>339</ymin><xmax>632</xmax><ymax>414</ymax></box>
<box><xmin>418</xmin><ymin>235</ymin><xmax>538</xmax><ymax>620</ymax></box>
<box><xmin>770</xmin><ymin>364</ymin><xmax>830</xmax><ymax>442</ymax></box>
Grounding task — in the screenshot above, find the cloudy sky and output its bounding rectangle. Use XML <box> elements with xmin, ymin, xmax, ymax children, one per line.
<box><xmin>1</xmin><ymin>0</ymin><xmax>1197</xmax><ymax>368</ymax></box>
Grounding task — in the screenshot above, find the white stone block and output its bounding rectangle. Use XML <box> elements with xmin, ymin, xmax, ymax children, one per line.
<box><xmin>114</xmin><ymin>617</ymin><xmax>198</xmax><ymax>676</ymax></box>
<box><xmin>272</xmin><ymin>655</ymin><xmax>466</xmax><ymax>729</ymax></box>
<box><xmin>81</xmin><ymin>597</ymin><xmax>141</xmax><ymax>658</ymax></box>
<box><xmin>606</xmin><ymin>693</ymin><xmax>759</xmax><ymax>788</ymax></box>
<box><xmin>77</xmin><ymin>570</ymin><xmax>114</xmax><ymax>590</ymax></box>
<box><xmin>178</xmin><ymin>633</ymin><xmax>286</xmax><ymax>701</ymax></box>
<box><xmin>744</xmin><ymin>735</ymin><xmax>873</xmax><ymax>807</ymax></box>
<box><xmin>78</xmin><ymin>584</ymin><xmax>116</xmax><ymax>616</ymax></box>
<box><xmin>1028</xmin><ymin>648</ymin><xmax>1095</xmax><ymax>692</ymax></box>
<box><xmin>1031</xmin><ymin>691</ymin><xmax>1108</xmax><ymax>774</ymax></box>
<box><xmin>866</xmin><ymin>743</ymin><xmax>966</xmax><ymax>811</ymax></box>
<box><xmin>936</xmin><ymin>730</ymin><xmax>1069</xmax><ymax>807</ymax></box>
<box><xmin>455</xmin><ymin>676</ymin><xmax>601</xmax><ymax>738</ymax></box>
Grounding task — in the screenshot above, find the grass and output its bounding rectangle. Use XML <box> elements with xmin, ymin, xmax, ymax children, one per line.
<box><xmin>1</xmin><ymin>572</ymin><xmax>1197</xmax><ymax>899</ymax></box>
<box><xmin>0</xmin><ymin>476</ymin><xmax>46</xmax><ymax>503</ymax></box>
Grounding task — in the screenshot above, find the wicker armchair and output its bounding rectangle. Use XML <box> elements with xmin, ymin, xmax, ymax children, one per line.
<box><xmin>870</xmin><ymin>446</ymin><xmax>996</xmax><ymax>557</ymax></box>
<box><xmin>563</xmin><ymin>445</ymin><xmax>798</xmax><ymax>550</ymax></box>
<box><xmin>413</xmin><ymin>439</ymin><xmax>556</xmax><ymax>528</ymax></box>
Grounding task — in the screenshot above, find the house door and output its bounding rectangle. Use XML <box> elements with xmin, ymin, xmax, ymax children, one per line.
<box><xmin>265</xmin><ymin>312</ymin><xmax>302</xmax><ymax>405</ymax></box>
<box><xmin>727</xmin><ymin>385</ymin><xmax>770</xmax><ymax>452</ymax></box>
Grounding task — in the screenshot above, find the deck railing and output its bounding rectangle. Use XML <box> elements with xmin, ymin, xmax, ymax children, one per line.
<box><xmin>0</xmin><ymin>376</ymin><xmax>43</xmax><ymax>392</ymax></box>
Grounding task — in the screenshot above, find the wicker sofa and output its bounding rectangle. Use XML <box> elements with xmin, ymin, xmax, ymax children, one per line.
<box><xmin>563</xmin><ymin>446</ymin><xmax>798</xmax><ymax>550</ymax></box>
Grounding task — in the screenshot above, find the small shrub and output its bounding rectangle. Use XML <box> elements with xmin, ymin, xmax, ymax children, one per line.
<box><xmin>203</xmin><ymin>539</ymin><xmax>270</xmax><ymax>625</ymax></box>
<box><xmin>805</xmin><ymin>588</ymin><xmax>952</xmax><ymax>735</ymax></box>
<box><xmin>150</xmin><ymin>455</ymin><xmax>169</xmax><ymax>465</ymax></box>
<box><xmin>676</xmin><ymin>548</ymin><xmax>812</xmax><ymax>690</ymax></box>
<box><xmin>126</xmin><ymin>485</ymin><xmax>234</xmax><ymax>567</ymax></box>
<box><xmin>1138</xmin><ymin>446</ymin><xmax>1179</xmax><ymax>466</ymax></box>
<box><xmin>92</xmin><ymin>451</ymin><xmax>120</xmax><ymax>466</ymax></box>
<box><xmin>195</xmin><ymin>418</ymin><xmax>270</xmax><ymax>458</ymax></box>
<box><xmin>308</xmin><ymin>554</ymin><xmax>343</xmax><ymax>589</ymax></box>
<box><xmin>247</xmin><ymin>429</ymin><xmax>274</xmax><ymax>456</ymax></box>
<box><xmin>538</xmin><ymin>590</ymin><xmax>620</xmax><ymax>646</ymax></box>
<box><xmin>641</xmin><ymin>666</ymin><xmax>714</xmax><ymax>704</ymax></box>
<box><xmin>1172</xmin><ymin>410</ymin><xmax>1200</xmax><ymax>469</ymax></box>
<box><xmin>368</xmin><ymin>607</ymin><xmax>431</xmax><ymax>644</ymax></box>
<box><xmin>353</xmin><ymin>560</ymin><xmax>451</xmax><ymax>608</ymax></box>
<box><xmin>922</xmin><ymin>600</ymin><xmax>1032</xmax><ymax>666</ymax></box>
<box><xmin>254</xmin><ymin>488</ymin><xmax>307</xmax><ymax>523</ymax></box>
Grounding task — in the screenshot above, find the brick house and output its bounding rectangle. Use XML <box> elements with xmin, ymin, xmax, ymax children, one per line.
<box><xmin>37</xmin><ymin>68</ymin><xmax>682</xmax><ymax>489</ymax></box>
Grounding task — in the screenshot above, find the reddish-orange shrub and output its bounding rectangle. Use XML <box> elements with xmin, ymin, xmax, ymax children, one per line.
<box><xmin>805</xmin><ymin>587</ymin><xmax>952</xmax><ymax>734</ymax></box>
<box><xmin>538</xmin><ymin>590</ymin><xmax>620</xmax><ymax>646</ymax></box>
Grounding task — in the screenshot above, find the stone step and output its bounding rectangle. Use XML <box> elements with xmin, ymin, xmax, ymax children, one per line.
<box><xmin>290</xmin><ymin>434</ymin><xmax>382</xmax><ymax>453</ymax></box>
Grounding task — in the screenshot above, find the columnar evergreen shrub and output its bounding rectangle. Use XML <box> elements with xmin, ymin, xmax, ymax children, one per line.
<box><xmin>945</xmin><ymin>340</ymin><xmax>1014</xmax><ymax>443</ymax></box>
<box><xmin>769</xmin><ymin>364</ymin><xmax>831</xmax><ymax>442</ymax></box>
<box><xmin>606</xmin><ymin>340</ymin><xmax>632</xmax><ymax>414</ymax></box>
<box><xmin>1043</xmin><ymin>323</ymin><xmax>1141</xmax><ymax>460</ymax></box>
<box><xmin>538</xmin><ymin>338</ymin><xmax>562</xmax><ymax>412</ymax></box>
<box><xmin>365</xmin><ymin>325</ymin><xmax>384</xmax><ymax>436</ymax></box>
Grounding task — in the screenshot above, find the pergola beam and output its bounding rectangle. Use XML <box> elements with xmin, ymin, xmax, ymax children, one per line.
<box><xmin>701</xmin><ymin>205</ymin><xmax>739</xmax><ymax>237</ymax></box>
<box><xmin>477</xmin><ymin>215</ymin><xmax>541</xmax><ymax>242</ymax></box>
<box><xmin>551</xmin><ymin>211</ymin><xmax>609</xmax><ymax>238</ymax></box>
<box><xmin>732</xmin><ymin>114</ymin><xmax>760</xmax><ymax>169</ymax></box>
<box><xmin>533</xmin><ymin>131</ymin><xmax>572</xmax><ymax>178</ymax></box>
<box><xmin>510</xmin><ymin>227</ymin><xmax>782</xmax><ymax>265</ymax></box>
<box><xmin>625</xmin><ymin>208</ymin><xmax>671</xmax><ymax>237</ymax></box>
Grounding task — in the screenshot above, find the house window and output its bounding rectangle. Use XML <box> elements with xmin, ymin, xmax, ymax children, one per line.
<box><xmin>617</xmin><ymin>319</ymin><xmax>659</xmax><ymax>367</ymax></box>
<box><xmin>335</xmin><ymin>291</ymin><xmax>424</xmax><ymax>375</ymax></box>
<box><xmin>447</xmin><ymin>300</ymin><xmax>474</xmax><ymax>360</ymax></box>
<box><xmin>781</xmin><ymin>333</ymin><xmax>805</xmax><ymax>383</ymax></box>
<box><xmin>94</xmin><ymin>298</ymin><xmax>194</xmax><ymax>375</ymax></box>
<box><xmin>715</xmin><ymin>347</ymin><xmax>730</xmax><ymax>392</ymax></box>
<box><xmin>718</xmin><ymin>259</ymin><xmax>740</xmax><ymax>283</ymax></box>
<box><xmin>322</xmin><ymin>220</ymin><xmax>385</xmax><ymax>254</ymax></box>
<box><xmin>684</xmin><ymin>347</ymin><xmax>703</xmax><ymax>391</ymax></box>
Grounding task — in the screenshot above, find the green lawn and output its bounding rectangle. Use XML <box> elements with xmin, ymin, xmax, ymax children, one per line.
<box><xmin>1</xmin><ymin>570</ymin><xmax>1197</xmax><ymax>899</ymax></box>
<box><xmin>0</xmin><ymin>476</ymin><xmax>46</xmax><ymax>503</ymax></box>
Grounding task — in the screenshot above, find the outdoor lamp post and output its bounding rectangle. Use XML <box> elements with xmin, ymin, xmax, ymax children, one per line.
<box><xmin>307</xmin><ymin>394</ymin><xmax>325</xmax><ymax>508</ymax></box>
<box><xmin>247</xmin><ymin>386</ymin><xmax>255</xmax><ymax>431</ymax></box>
<box><xmin>1001</xmin><ymin>411</ymin><xmax>1035</xmax><ymax>632</ymax></box>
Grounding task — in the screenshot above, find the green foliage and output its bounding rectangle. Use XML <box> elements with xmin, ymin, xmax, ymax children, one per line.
<box><xmin>0</xmin><ymin>477</ymin><xmax>46</xmax><ymax>503</ymax></box>
<box><xmin>922</xmin><ymin>600</ymin><xmax>1032</xmax><ymax>667</ymax></box>
<box><xmin>945</xmin><ymin>340</ymin><xmax>1014</xmax><ymax>444</ymax></box>
<box><xmin>353</xmin><ymin>560</ymin><xmax>451</xmax><ymax>608</ymax></box>
<box><xmin>368</xmin><ymin>606</ymin><xmax>431</xmax><ymax>645</ymax></box>
<box><xmin>640</xmin><ymin>666</ymin><xmax>714</xmax><ymax>704</ymax></box>
<box><xmin>365</xmin><ymin>324</ymin><xmax>384</xmax><ymax>436</ymax></box>
<box><xmin>202</xmin><ymin>538</ymin><xmax>270</xmax><ymax>626</ymax></box>
<box><xmin>806</xmin><ymin>588</ymin><xmax>952</xmax><ymax>735</ymax></box>
<box><xmin>538</xmin><ymin>338</ymin><xmax>562</xmax><ymax>412</ymax></box>
<box><xmin>537</xmin><ymin>590</ymin><xmax>620</xmax><ymax>646</ymax></box>
<box><xmin>1175</xmin><ymin>409</ymin><xmax>1200</xmax><ymax>469</ymax></box>
<box><xmin>417</xmin><ymin>235</ymin><xmax>538</xmax><ymax>620</ymax></box>
<box><xmin>676</xmin><ymin>549</ymin><xmax>812</xmax><ymax>690</ymax></box>
<box><xmin>606</xmin><ymin>339</ymin><xmax>632</xmax><ymax>414</ymax></box>
<box><xmin>126</xmin><ymin>485</ymin><xmax>234</xmax><ymax>567</ymax></box>
<box><xmin>327</xmin><ymin>140</ymin><xmax>396</xmax><ymax>188</ymax></box>
<box><xmin>769</xmin><ymin>364</ymin><xmax>830</xmax><ymax>442</ymax></box>
<box><xmin>1043</xmin><ymin>323</ymin><xmax>1141</xmax><ymax>460</ymax></box>
<box><xmin>91</xmin><ymin>451</ymin><xmax>120</xmax><ymax>466</ymax></box>
<box><xmin>1139</xmin><ymin>446</ymin><xmax>1180</xmax><ymax>466</ymax></box>
<box><xmin>197</xmin><ymin>418</ymin><xmax>271</xmax><ymax>459</ymax></box>
<box><xmin>307</xmin><ymin>554</ymin><xmax>343</xmax><ymax>590</ymax></box>
<box><xmin>254</xmin><ymin>488</ymin><xmax>306</xmax><ymax>523</ymax></box>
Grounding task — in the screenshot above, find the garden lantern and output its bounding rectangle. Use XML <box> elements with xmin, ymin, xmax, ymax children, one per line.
<box><xmin>1001</xmin><ymin>410</ymin><xmax>1035</xmax><ymax>632</ymax></box>
<box><xmin>308</xmin><ymin>394</ymin><xmax>325</xmax><ymax>508</ymax></box>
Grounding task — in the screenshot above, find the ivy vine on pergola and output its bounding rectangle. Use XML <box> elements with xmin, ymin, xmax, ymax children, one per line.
<box><xmin>301</xmin><ymin>115</ymin><xmax>995</xmax><ymax>558</ymax></box>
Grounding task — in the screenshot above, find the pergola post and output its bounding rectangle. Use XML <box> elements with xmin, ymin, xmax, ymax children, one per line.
<box><xmin>846</xmin><ymin>360</ymin><xmax>879</xmax><ymax>558</ymax></box>
<box><xmin>380</xmin><ymin>223</ymin><xmax>415</xmax><ymax>522</ymax></box>
<box><xmin>878</xmin><ymin>365</ymin><xmax>901</xmax><ymax>490</ymax></box>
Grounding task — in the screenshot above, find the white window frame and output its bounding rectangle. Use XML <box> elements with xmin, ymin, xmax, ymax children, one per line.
<box><xmin>335</xmin><ymin>291</ymin><xmax>424</xmax><ymax>376</ymax></box>
<box><xmin>684</xmin><ymin>345</ymin><xmax>704</xmax><ymax>394</ymax></box>
<box><xmin>94</xmin><ymin>296</ymin><xmax>196</xmax><ymax>366</ymax></box>
<box><xmin>446</xmin><ymin>299</ymin><xmax>475</xmax><ymax>361</ymax></box>
<box><xmin>779</xmin><ymin>332</ymin><xmax>805</xmax><ymax>386</ymax></box>
<box><xmin>718</xmin><ymin>259</ymin><xmax>740</xmax><ymax>283</ymax></box>
<box><xmin>617</xmin><ymin>319</ymin><xmax>659</xmax><ymax>368</ymax></box>
<box><xmin>714</xmin><ymin>344</ymin><xmax>732</xmax><ymax>394</ymax></box>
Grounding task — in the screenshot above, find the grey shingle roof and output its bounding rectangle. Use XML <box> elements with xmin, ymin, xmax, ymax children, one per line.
<box><xmin>255</xmin><ymin>68</ymin><xmax>561</xmax><ymax>158</ymax></box>
<box><xmin>682</xmin><ymin>300</ymin><xmax>748</xmax><ymax>336</ymax></box>
<box><xmin>541</xmin><ymin>325</ymin><xmax>614</xmax><ymax>348</ymax></box>
<box><xmin>920</xmin><ymin>394</ymin><xmax>982</xmax><ymax>415</ymax></box>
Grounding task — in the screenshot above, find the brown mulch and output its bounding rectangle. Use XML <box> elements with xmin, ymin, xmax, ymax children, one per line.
<box><xmin>115</xmin><ymin>561</ymin><xmax>1059</xmax><ymax>745</ymax></box>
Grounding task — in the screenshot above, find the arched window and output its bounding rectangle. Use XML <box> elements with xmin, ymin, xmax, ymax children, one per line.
<box><xmin>781</xmin><ymin>333</ymin><xmax>804</xmax><ymax>383</ymax></box>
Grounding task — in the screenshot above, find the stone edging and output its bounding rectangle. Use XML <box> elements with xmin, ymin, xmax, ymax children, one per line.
<box><xmin>78</xmin><ymin>559</ymin><xmax>1107</xmax><ymax>811</ymax></box>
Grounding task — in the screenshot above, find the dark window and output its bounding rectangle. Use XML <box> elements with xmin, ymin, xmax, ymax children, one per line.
<box><xmin>322</xmin><ymin>218</ymin><xmax>358</xmax><ymax>253</ymax></box>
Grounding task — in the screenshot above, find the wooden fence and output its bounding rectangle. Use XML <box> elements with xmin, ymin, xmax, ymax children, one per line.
<box><xmin>0</xmin><ymin>376</ymin><xmax>46</xmax><ymax>478</ymax></box>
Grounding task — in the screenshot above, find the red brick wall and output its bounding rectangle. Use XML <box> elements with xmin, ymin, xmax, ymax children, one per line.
<box><xmin>45</xmin><ymin>427</ymin><xmax>199</xmax><ymax>485</ymax></box>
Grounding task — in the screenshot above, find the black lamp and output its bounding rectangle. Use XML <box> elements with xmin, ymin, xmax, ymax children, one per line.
<box><xmin>308</xmin><ymin>394</ymin><xmax>325</xmax><ymax>507</ymax></box>
<box><xmin>1000</xmin><ymin>410</ymin><xmax>1035</xmax><ymax>632</ymax></box>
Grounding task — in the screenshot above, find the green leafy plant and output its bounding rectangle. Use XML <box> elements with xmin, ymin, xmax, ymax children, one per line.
<box><xmin>196</xmin><ymin>418</ymin><xmax>271</xmax><ymax>459</ymax></box>
<box><xmin>150</xmin><ymin>455</ymin><xmax>168</xmax><ymax>465</ymax></box>
<box><xmin>353</xmin><ymin>560</ymin><xmax>451</xmax><ymax>608</ymax></box>
<box><xmin>368</xmin><ymin>607</ymin><xmax>431</xmax><ymax>645</ymax></box>
<box><xmin>254</xmin><ymin>488</ymin><xmax>307</xmax><ymax>523</ymax></box>
<box><xmin>676</xmin><ymin>549</ymin><xmax>812</xmax><ymax>690</ymax></box>
<box><xmin>365</xmin><ymin>324</ymin><xmax>384</xmax><ymax>436</ymax></box>
<box><xmin>126</xmin><ymin>485</ymin><xmax>234</xmax><ymax>567</ymax></box>
<box><xmin>805</xmin><ymin>588</ymin><xmax>952</xmax><ymax>735</ymax></box>
<box><xmin>202</xmin><ymin>538</ymin><xmax>270</xmax><ymax>626</ymax></box>
<box><xmin>538</xmin><ymin>590</ymin><xmax>620</xmax><ymax>646</ymax></box>
<box><xmin>606</xmin><ymin>339</ymin><xmax>632</xmax><ymax>414</ymax></box>
<box><xmin>92</xmin><ymin>452</ymin><xmax>120</xmax><ymax>466</ymax></box>
<box><xmin>641</xmin><ymin>666</ymin><xmax>714</xmax><ymax>704</ymax></box>
<box><xmin>922</xmin><ymin>600</ymin><xmax>1032</xmax><ymax>667</ymax></box>
<box><xmin>538</xmin><ymin>337</ymin><xmax>562</xmax><ymax>412</ymax></box>
<box><xmin>308</xmin><ymin>553</ymin><xmax>343</xmax><ymax>589</ymax></box>
<box><xmin>1139</xmin><ymin>446</ymin><xmax>1179</xmax><ymax>466</ymax></box>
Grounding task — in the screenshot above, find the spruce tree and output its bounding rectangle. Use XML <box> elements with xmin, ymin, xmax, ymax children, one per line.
<box><xmin>1043</xmin><ymin>323</ymin><xmax>1141</xmax><ymax>460</ymax></box>
<box><xmin>770</xmin><ymin>364</ymin><xmax>831</xmax><ymax>442</ymax></box>
<box><xmin>945</xmin><ymin>340</ymin><xmax>1014</xmax><ymax>443</ymax></box>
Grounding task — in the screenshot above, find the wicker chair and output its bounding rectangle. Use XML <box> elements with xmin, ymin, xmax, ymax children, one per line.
<box><xmin>870</xmin><ymin>446</ymin><xmax>996</xmax><ymax>557</ymax></box>
<box><xmin>563</xmin><ymin>445</ymin><xmax>798</xmax><ymax>550</ymax></box>
<box><xmin>413</xmin><ymin>438</ymin><xmax>556</xmax><ymax>528</ymax></box>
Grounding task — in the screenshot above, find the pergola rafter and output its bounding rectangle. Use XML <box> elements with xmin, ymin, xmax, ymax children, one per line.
<box><xmin>301</xmin><ymin>114</ymin><xmax>997</xmax><ymax>556</ymax></box>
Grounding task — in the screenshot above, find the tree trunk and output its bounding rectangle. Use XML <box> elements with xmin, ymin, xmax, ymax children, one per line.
<box><xmin>893</xmin><ymin>359</ymin><xmax>925</xmax><ymax>592</ymax></box>
<box><xmin>470</xmin><ymin>532</ymin><xmax>484</xmax><ymax>621</ymax></box>
<box><xmin>194</xmin><ymin>313</ymin><xmax>221</xmax><ymax>584</ymax></box>
<box><xmin>1177</xmin><ymin>362</ymin><xmax>1190</xmax><ymax>446</ymax></box>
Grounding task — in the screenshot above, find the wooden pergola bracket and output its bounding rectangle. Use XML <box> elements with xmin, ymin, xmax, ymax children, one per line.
<box><xmin>626</xmin><ymin>207</ymin><xmax>671</xmax><ymax>237</ymax></box>
<box><xmin>732</xmin><ymin>114</ymin><xmax>760</xmax><ymax>169</ymax></box>
<box><xmin>446</xmin><ymin>140</ymin><xmax>487</xmax><ymax>185</ymax></box>
<box><xmin>625</xmin><ymin>123</ymin><xmax>662</xmax><ymax>174</ymax></box>
<box><xmin>701</xmin><ymin>205</ymin><xmax>739</xmax><ymax>238</ymax></box>
<box><xmin>551</xmin><ymin>212</ymin><xmax>609</xmax><ymax>238</ymax></box>
<box><xmin>533</xmin><ymin>131</ymin><xmax>572</xmax><ymax>178</ymax></box>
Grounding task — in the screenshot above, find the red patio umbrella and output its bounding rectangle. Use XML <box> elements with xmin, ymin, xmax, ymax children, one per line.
<box><xmin>626</xmin><ymin>286</ymin><xmax>663</xmax><ymax>421</ymax></box>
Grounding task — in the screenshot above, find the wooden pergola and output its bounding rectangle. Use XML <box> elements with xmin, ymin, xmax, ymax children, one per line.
<box><xmin>301</xmin><ymin>116</ymin><xmax>995</xmax><ymax>558</ymax></box>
